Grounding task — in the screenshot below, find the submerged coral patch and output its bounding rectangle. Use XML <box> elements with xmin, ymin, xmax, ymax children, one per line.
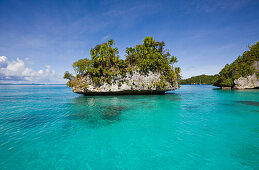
<box><xmin>101</xmin><ymin>105</ymin><xmax>127</xmax><ymax>120</ymax></box>
<box><xmin>237</xmin><ymin>101</ymin><xmax>259</xmax><ymax>106</ymax></box>
<box><xmin>183</xmin><ymin>105</ymin><xmax>200</xmax><ymax>110</ymax></box>
<box><xmin>66</xmin><ymin>105</ymin><xmax>127</xmax><ymax>128</ymax></box>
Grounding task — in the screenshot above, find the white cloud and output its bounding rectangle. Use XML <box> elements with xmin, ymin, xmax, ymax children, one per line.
<box><xmin>0</xmin><ymin>56</ymin><xmax>64</xmax><ymax>84</ymax></box>
<box><xmin>0</xmin><ymin>56</ymin><xmax>8</xmax><ymax>68</ymax></box>
<box><xmin>0</xmin><ymin>56</ymin><xmax>7</xmax><ymax>63</ymax></box>
<box><xmin>102</xmin><ymin>35</ymin><xmax>110</xmax><ymax>41</ymax></box>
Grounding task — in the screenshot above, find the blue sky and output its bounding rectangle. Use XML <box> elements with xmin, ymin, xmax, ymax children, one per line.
<box><xmin>0</xmin><ymin>0</ymin><xmax>258</xmax><ymax>83</ymax></box>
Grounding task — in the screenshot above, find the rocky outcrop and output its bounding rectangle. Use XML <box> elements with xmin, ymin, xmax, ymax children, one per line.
<box><xmin>233</xmin><ymin>61</ymin><xmax>259</xmax><ymax>89</ymax></box>
<box><xmin>71</xmin><ymin>71</ymin><xmax>179</xmax><ymax>95</ymax></box>
<box><xmin>234</xmin><ymin>73</ymin><xmax>259</xmax><ymax>89</ymax></box>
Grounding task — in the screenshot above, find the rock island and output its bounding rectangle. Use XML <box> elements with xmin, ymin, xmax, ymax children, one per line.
<box><xmin>64</xmin><ymin>37</ymin><xmax>181</xmax><ymax>95</ymax></box>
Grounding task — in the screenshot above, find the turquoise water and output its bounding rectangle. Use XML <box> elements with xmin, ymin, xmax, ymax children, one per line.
<box><xmin>0</xmin><ymin>85</ymin><xmax>258</xmax><ymax>170</ymax></box>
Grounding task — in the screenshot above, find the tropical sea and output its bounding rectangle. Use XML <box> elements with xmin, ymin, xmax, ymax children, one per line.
<box><xmin>0</xmin><ymin>85</ymin><xmax>258</xmax><ymax>170</ymax></box>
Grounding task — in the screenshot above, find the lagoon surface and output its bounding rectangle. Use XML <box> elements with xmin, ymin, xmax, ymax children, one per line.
<box><xmin>0</xmin><ymin>85</ymin><xmax>258</xmax><ymax>169</ymax></box>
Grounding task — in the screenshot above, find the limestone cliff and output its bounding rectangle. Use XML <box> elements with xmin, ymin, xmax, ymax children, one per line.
<box><xmin>233</xmin><ymin>61</ymin><xmax>259</xmax><ymax>89</ymax></box>
<box><xmin>70</xmin><ymin>71</ymin><xmax>179</xmax><ymax>95</ymax></box>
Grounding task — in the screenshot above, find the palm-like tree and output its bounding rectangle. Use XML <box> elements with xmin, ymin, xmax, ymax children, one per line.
<box><xmin>169</xmin><ymin>56</ymin><xmax>178</xmax><ymax>64</ymax></box>
<box><xmin>169</xmin><ymin>56</ymin><xmax>178</xmax><ymax>69</ymax></box>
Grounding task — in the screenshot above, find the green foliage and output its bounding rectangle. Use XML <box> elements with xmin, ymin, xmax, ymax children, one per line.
<box><xmin>181</xmin><ymin>74</ymin><xmax>216</xmax><ymax>84</ymax></box>
<box><xmin>169</xmin><ymin>56</ymin><xmax>178</xmax><ymax>66</ymax></box>
<box><xmin>125</xmin><ymin>37</ymin><xmax>176</xmax><ymax>74</ymax></box>
<box><xmin>175</xmin><ymin>67</ymin><xmax>181</xmax><ymax>80</ymax></box>
<box><xmin>213</xmin><ymin>42</ymin><xmax>259</xmax><ymax>87</ymax></box>
<box><xmin>73</xmin><ymin>58</ymin><xmax>90</xmax><ymax>75</ymax></box>
<box><xmin>66</xmin><ymin>78</ymin><xmax>81</xmax><ymax>88</ymax></box>
<box><xmin>125</xmin><ymin>36</ymin><xmax>179</xmax><ymax>85</ymax></box>
<box><xmin>155</xmin><ymin>81</ymin><xmax>167</xmax><ymax>89</ymax></box>
<box><xmin>66</xmin><ymin>81</ymin><xmax>73</xmax><ymax>87</ymax></box>
<box><xmin>63</xmin><ymin>71</ymin><xmax>74</xmax><ymax>81</ymax></box>
<box><xmin>64</xmin><ymin>37</ymin><xmax>180</xmax><ymax>88</ymax></box>
<box><xmin>76</xmin><ymin>74</ymin><xmax>81</xmax><ymax>78</ymax></box>
<box><xmin>82</xmin><ymin>83</ymin><xmax>89</xmax><ymax>88</ymax></box>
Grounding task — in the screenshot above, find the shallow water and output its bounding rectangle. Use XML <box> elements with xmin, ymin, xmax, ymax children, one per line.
<box><xmin>0</xmin><ymin>85</ymin><xmax>258</xmax><ymax>169</ymax></box>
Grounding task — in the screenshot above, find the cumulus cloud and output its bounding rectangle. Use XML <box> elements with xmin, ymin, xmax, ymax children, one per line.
<box><xmin>0</xmin><ymin>56</ymin><xmax>63</xmax><ymax>83</ymax></box>
<box><xmin>102</xmin><ymin>35</ymin><xmax>110</xmax><ymax>41</ymax></box>
<box><xmin>0</xmin><ymin>56</ymin><xmax>8</xmax><ymax>68</ymax></box>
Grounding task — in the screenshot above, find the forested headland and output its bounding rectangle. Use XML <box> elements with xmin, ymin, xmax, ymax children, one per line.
<box><xmin>212</xmin><ymin>42</ymin><xmax>259</xmax><ymax>88</ymax></box>
<box><xmin>181</xmin><ymin>75</ymin><xmax>216</xmax><ymax>84</ymax></box>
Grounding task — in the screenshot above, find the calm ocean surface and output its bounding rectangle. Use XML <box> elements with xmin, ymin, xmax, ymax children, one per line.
<box><xmin>0</xmin><ymin>85</ymin><xmax>258</xmax><ymax>170</ymax></box>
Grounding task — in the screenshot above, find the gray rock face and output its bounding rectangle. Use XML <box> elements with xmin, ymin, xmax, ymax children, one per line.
<box><xmin>72</xmin><ymin>71</ymin><xmax>179</xmax><ymax>95</ymax></box>
<box><xmin>233</xmin><ymin>61</ymin><xmax>259</xmax><ymax>89</ymax></box>
<box><xmin>234</xmin><ymin>73</ymin><xmax>259</xmax><ymax>89</ymax></box>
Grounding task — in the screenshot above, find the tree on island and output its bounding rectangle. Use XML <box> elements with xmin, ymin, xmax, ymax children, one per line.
<box><xmin>169</xmin><ymin>56</ymin><xmax>178</xmax><ymax>68</ymax></box>
<box><xmin>63</xmin><ymin>71</ymin><xmax>74</xmax><ymax>81</ymax></box>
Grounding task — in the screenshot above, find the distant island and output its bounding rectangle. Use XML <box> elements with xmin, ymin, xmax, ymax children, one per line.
<box><xmin>212</xmin><ymin>42</ymin><xmax>258</xmax><ymax>89</ymax></box>
<box><xmin>181</xmin><ymin>74</ymin><xmax>216</xmax><ymax>85</ymax></box>
<box><xmin>64</xmin><ymin>37</ymin><xmax>181</xmax><ymax>95</ymax></box>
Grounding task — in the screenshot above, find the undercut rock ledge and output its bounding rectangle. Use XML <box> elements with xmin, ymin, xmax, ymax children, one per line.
<box><xmin>71</xmin><ymin>71</ymin><xmax>179</xmax><ymax>95</ymax></box>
